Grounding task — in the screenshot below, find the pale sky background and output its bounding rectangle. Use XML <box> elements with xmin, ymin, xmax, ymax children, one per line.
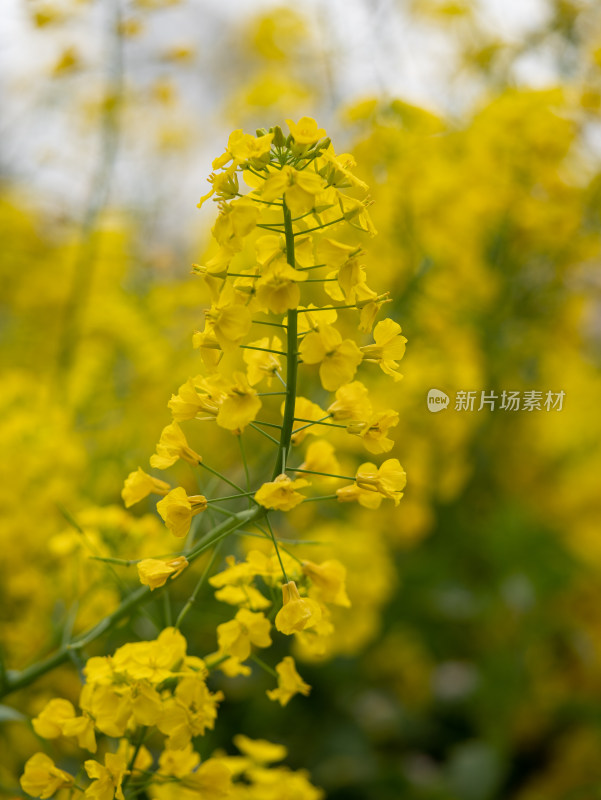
<box><xmin>0</xmin><ymin>0</ymin><xmax>568</xmax><ymax>248</ymax></box>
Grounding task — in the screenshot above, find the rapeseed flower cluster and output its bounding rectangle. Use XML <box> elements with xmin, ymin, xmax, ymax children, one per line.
<box><xmin>17</xmin><ymin>117</ymin><xmax>406</xmax><ymax>799</ymax></box>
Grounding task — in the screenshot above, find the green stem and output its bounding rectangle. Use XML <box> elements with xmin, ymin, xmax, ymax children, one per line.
<box><xmin>250</xmin><ymin>652</ymin><xmax>278</xmax><ymax>678</ymax></box>
<box><xmin>89</xmin><ymin>555</ymin><xmax>138</xmax><ymax>566</ymax></box>
<box><xmin>122</xmin><ymin>728</ymin><xmax>147</xmax><ymax>789</ymax></box>
<box><xmin>238</xmin><ymin>434</ymin><xmax>251</xmax><ymax>494</ymax></box>
<box><xmin>199</xmin><ymin>462</ymin><xmax>245</xmax><ymax>494</ymax></box>
<box><xmin>295</xmin><ymin>217</ymin><xmax>344</xmax><ymax>236</ymax></box>
<box><xmin>253</xmin><ymin>521</ymin><xmax>304</xmax><ymax>567</ymax></box>
<box><xmin>249</xmin><ymin>422</ymin><xmax>280</xmax><ymax>445</ymax></box>
<box><xmin>240</xmin><ymin>344</ymin><xmax>288</xmax><ymax>356</ymax></box>
<box><xmin>297</xmin><ymin>305</ymin><xmax>356</xmax><ymax>313</ymax></box>
<box><xmin>293</xmin><ymin>416</ymin><xmax>345</xmax><ymax>429</ymax></box>
<box><xmin>273</xmin><ymin>198</ymin><xmax>298</xmax><ymax>479</ymax></box>
<box><xmin>264</xmin><ymin>515</ymin><xmax>288</xmax><ymax>583</ymax></box>
<box><xmin>252</xmin><ymin>320</ymin><xmax>287</xmax><ymax>328</ymax></box>
<box><xmin>257</xmin><ymin>223</ymin><xmax>285</xmax><ymax>232</ymax></box>
<box><xmin>0</xmin><ymin>507</ymin><xmax>264</xmax><ymax>698</ymax></box>
<box><xmin>287</xmin><ymin>467</ymin><xmax>355</xmax><ymax>480</ymax></box>
<box><xmin>176</xmin><ymin>542</ymin><xmax>222</xmax><ymax>629</ymax></box>
<box><xmin>206</xmin><ymin>492</ymin><xmax>255</xmax><ymax>504</ymax></box>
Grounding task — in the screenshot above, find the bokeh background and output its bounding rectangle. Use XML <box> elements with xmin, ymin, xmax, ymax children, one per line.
<box><xmin>2</xmin><ymin>1</ymin><xmax>601</xmax><ymax>798</ymax></box>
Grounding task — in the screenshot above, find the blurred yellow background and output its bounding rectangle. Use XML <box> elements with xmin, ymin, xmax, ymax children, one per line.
<box><xmin>2</xmin><ymin>1</ymin><xmax>601</xmax><ymax>798</ymax></box>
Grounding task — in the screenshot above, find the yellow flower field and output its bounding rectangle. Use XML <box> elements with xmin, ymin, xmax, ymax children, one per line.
<box><xmin>1</xmin><ymin>1</ymin><xmax>601</xmax><ymax>798</ymax></box>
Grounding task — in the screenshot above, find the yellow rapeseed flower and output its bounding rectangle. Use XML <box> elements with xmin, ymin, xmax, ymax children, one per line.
<box><xmin>360</xmin><ymin>318</ymin><xmax>407</xmax><ymax>381</ymax></box>
<box><xmin>20</xmin><ymin>753</ymin><xmax>74</xmax><ymax>800</ymax></box>
<box><xmin>256</xmin><ymin>258</ymin><xmax>308</xmax><ymax>314</ymax></box>
<box><xmin>84</xmin><ymin>753</ymin><xmax>128</xmax><ymax>800</ymax></box>
<box><xmin>327</xmin><ymin>380</ymin><xmax>372</xmax><ymax>421</ymax></box>
<box><xmin>346</xmin><ymin>409</ymin><xmax>399</xmax><ymax>454</ymax></box>
<box><xmin>33</xmin><ymin>698</ymin><xmax>96</xmax><ymax>752</ymax></box>
<box><xmin>266</xmin><ymin>656</ymin><xmax>311</xmax><ymax>706</ymax></box>
<box><xmin>202</xmin><ymin>284</ymin><xmax>252</xmax><ymax>350</ymax></box>
<box><xmin>299</xmin><ymin>440</ymin><xmax>341</xmax><ymax>479</ymax></box>
<box><xmin>179</xmin><ymin>759</ymin><xmax>232</xmax><ymax>799</ymax></box>
<box><xmin>216</xmin><ymin>372</ymin><xmax>262</xmax><ymax>432</ymax></box>
<box><xmin>150</xmin><ymin>422</ymin><xmax>202</xmax><ymax>470</ymax></box>
<box><xmin>157</xmin><ymin>487</ymin><xmax>207</xmax><ymax>538</ymax></box>
<box><xmin>355</xmin><ymin>459</ymin><xmax>407</xmax><ymax>506</ymax></box>
<box><xmin>216</xmin><ymin>608</ymin><xmax>272</xmax><ymax>661</ymax></box>
<box><xmin>243</xmin><ymin>336</ymin><xmax>282</xmax><ymax>386</ymax></box>
<box><xmin>225</xmin><ymin>129</ymin><xmax>274</xmax><ymax>164</ymax></box>
<box><xmin>32</xmin><ymin>698</ymin><xmax>75</xmax><ymax>739</ymax></box>
<box><xmin>121</xmin><ymin>467</ymin><xmax>171</xmax><ymax>508</ymax></box>
<box><xmin>233</xmin><ymin>734</ymin><xmax>287</xmax><ymax>764</ymax></box>
<box><xmin>302</xmin><ymin>559</ymin><xmax>351</xmax><ymax>607</ymax></box>
<box><xmin>254</xmin><ymin>474</ymin><xmax>310</xmax><ymax>511</ymax></box>
<box><xmin>168</xmin><ymin>376</ymin><xmax>222</xmax><ymax>421</ymax></box>
<box><xmin>275</xmin><ymin>581</ymin><xmax>322</xmax><ymax>635</ymax></box>
<box><xmin>299</xmin><ymin>324</ymin><xmax>363</xmax><ymax>391</ymax></box>
<box><xmin>157</xmin><ymin>675</ymin><xmax>224</xmax><ymax>749</ymax></box>
<box><xmin>137</xmin><ymin>556</ymin><xmax>188</xmax><ymax>590</ymax></box>
<box><xmin>261</xmin><ymin>165</ymin><xmax>326</xmax><ymax>215</ymax></box>
<box><xmin>286</xmin><ymin>116</ymin><xmax>326</xmax><ymax>144</ymax></box>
